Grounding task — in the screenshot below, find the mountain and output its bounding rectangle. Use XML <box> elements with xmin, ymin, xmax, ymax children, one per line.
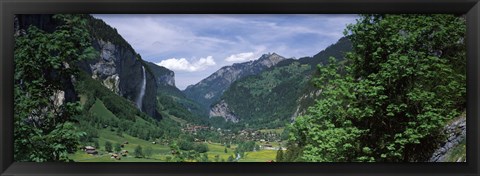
<box><xmin>183</xmin><ymin>53</ymin><xmax>287</xmax><ymax>109</ymax></box>
<box><xmin>210</xmin><ymin>37</ymin><xmax>352</xmax><ymax>128</ymax></box>
<box><xmin>15</xmin><ymin>14</ymin><xmax>160</xmax><ymax>119</ymax></box>
<box><xmin>145</xmin><ymin>61</ymin><xmax>209</xmax><ymax>124</ymax></box>
<box><xmin>145</xmin><ymin>61</ymin><xmax>175</xmax><ymax>87</ymax></box>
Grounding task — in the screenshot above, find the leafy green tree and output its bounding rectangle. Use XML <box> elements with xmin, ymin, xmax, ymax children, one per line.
<box><xmin>94</xmin><ymin>140</ymin><xmax>100</xmax><ymax>149</ymax></box>
<box><xmin>114</xmin><ymin>143</ymin><xmax>122</xmax><ymax>153</ymax></box>
<box><xmin>224</xmin><ymin>147</ymin><xmax>228</xmax><ymax>153</ymax></box>
<box><xmin>14</xmin><ymin>14</ymin><xmax>96</xmax><ymax>162</ymax></box>
<box><xmin>276</xmin><ymin>148</ymin><xmax>284</xmax><ymax>162</ymax></box>
<box><xmin>134</xmin><ymin>145</ymin><xmax>144</xmax><ymax>158</ymax></box>
<box><xmin>144</xmin><ymin>146</ymin><xmax>153</xmax><ymax>158</ymax></box>
<box><xmin>105</xmin><ymin>141</ymin><xmax>112</xmax><ymax>152</ymax></box>
<box><xmin>289</xmin><ymin>14</ymin><xmax>466</xmax><ymax>162</ymax></box>
<box><xmin>194</xmin><ymin>143</ymin><xmax>209</xmax><ymax>153</ymax></box>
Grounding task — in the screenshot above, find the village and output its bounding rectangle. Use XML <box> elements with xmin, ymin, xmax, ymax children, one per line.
<box><xmin>181</xmin><ymin>124</ymin><xmax>286</xmax><ymax>151</ymax></box>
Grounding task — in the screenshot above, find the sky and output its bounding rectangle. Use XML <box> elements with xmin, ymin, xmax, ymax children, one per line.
<box><xmin>92</xmin><ymin>14</ymin><xmax>358</xmax><ymax>90</ymax></box>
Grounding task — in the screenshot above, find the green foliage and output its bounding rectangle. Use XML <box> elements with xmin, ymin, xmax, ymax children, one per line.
<box><xmin>134</xmin><ymin>145</ymin><xmax>144</xmax><ymax>158</ymax></box>
<box><xmin>177</xmin><ymin>139</ymin><xmax>209</xmax><ymax>153</ymax></box>
<box><xmin>220</xmin><ymin>62</ymin><xmax>311</xmax><ymax>129</ymax></box>
<box><xmin>114</xmin><ymin>143</ymin><xmax>122</xmax><ymax>153</ymax></box>
<box><xmin>14</xmin><ymin>14</ymin><xmax>96</xmax><ymax>162</ymax></box>
<box><xmin>75</xmin><ymin>72</ymin><xmax>182</xmax><ymax>142</ymax></box>
<box><xmin>157</xmin><ymin>90</ymin><xmax>208</xmax><ymax>125</ymax></box>
<box><xmin>144</xmin><ymin>146</ymin><xmax>154</xmax><ymax>158</ymax></box>
<box><xmin>289</xmin><ymin>14</ymin><xmax>466</xmax><ymax>162</ymax></box>
<box><xmin>235</xmin><ymin>141</ymin><xmax>257</xmax><ymax>156</ymax></box>
<box><xmin>105</xmin><ymin>141</ymin><xmax>112</xmax><ymax>152</ymax></box>
<box><xmin>214</xmin><ymin>38</ymin><xmax>351</xmax><ymax>130</ymax></box>
<box><xmin>276</xmin><ymin>149</ymin><xmax>284</xmax><ymax>162</ymax></box>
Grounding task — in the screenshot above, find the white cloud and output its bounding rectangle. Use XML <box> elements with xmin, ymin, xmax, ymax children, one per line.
<box><xmin>225</xmin><ymin>52</ymin><xmax>256</xmax><ymax>62</ymax></box>
<box><xmin>156</xmin><ymin>56</ymin><xmax>216</xmax><ymax>72</ymax></box>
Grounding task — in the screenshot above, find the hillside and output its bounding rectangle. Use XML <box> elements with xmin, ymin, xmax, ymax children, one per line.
<box><xmin>210</xmin><ymin>37</ymin><xmax>352</xmax><ymax>128</ymax></box>
<box><xmin>183</xmin><ymin>53</ymin><xmax>287</xmax><ymax>109</ymax></box>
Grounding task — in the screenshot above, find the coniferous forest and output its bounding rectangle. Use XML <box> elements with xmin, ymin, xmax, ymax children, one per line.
<box><xmin>14</xmin><ymin>14</ymin><xmax>466</xmax><ymax>162</ymax></box>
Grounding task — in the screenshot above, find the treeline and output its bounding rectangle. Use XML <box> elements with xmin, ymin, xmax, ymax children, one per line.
<box><xmin>284</xmin><ymin>14</ymin><xmax>466</xmax><ymax>162</ymax></box>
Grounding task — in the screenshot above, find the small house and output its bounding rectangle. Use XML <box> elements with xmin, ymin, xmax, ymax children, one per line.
<box><xmin>84</xmin><ymin>146</ymin><xmax>98</xmax><ymax>155</ymax></box>
<box><xmin>121</xmin><ymin>150</ymin><xmax>128</xmax><ymax>156</ymax></box>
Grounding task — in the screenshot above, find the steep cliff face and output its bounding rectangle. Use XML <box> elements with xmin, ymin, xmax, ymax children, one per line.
<box><xmin>80</xmin><ymin>15</ymin><xmax>159</xmax><ymax>119</ymax></box>
<box><xmin>15</xmin><ymin>14</ymin><xmax>160</xmax><ymax>119</ymax></box>
<box><xmin>183</xmin><ymin>53</ymin><xmax>286</xmax><ymax>109</ymax></box>
<box><xmin>429</xmin><ymin>114</ymin><xmax>466</xmax><ymax>162</ymax></box>
<box><xmin>145</xmin><ymin>61</ymin><xmax>175</xmax><ymax>87</ymax></box>
<box><xmin>209</xmin><ymin>100</ymin><xmax>238</xmax><ymax>122</ymax></box>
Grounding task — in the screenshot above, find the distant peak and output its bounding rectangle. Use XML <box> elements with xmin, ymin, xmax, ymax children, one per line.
<box><xmin>260</xmin><ymin>52</ymin><xmax>283</xmax><ymax>59</ymax></box>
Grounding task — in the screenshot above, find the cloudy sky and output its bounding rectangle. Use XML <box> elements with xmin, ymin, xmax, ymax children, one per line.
<box><xmin>92</xmin><ymin>14</ymin><xmax>358</xmax><ymax>90</ymax></box>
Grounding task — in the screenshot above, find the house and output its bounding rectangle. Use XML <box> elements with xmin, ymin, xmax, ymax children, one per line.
<box><xmin>111</xmin><ymin>153</ymin><xmax>121</xmax><ymax>160</ymax></box>
<box><xmin>121</xmin><ymin>150</ymin><xmax>128</xmax><ymax>156</ymax></box>
<box><xmin>84</xmin><ymin>146</ymin><xmax>98</xmax><ymax>155</ymax></box>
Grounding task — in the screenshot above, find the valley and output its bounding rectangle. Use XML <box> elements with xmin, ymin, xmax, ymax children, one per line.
<box><xmin>14</xmin><ymin>14</ymin><xmax>467</xmax><ymax>163</ymax></box>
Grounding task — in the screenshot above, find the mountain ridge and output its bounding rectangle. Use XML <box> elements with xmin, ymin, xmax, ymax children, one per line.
<box><xmin>183</xmin><ymin>52</ymin><xmax>288</xmax><ymax>109</ymax></box>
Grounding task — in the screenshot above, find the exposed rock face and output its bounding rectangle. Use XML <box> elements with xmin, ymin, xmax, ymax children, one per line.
<box><xmin>15</xmin><ymin>14</ymin><xmax>160</xmax><ymax>119</ymax></box>
<box><xmin>89</xmin><ymin>40</ymin><xmax>121</xmax><ymax>94</ymax></box>
<box><xmin>429</xmin><ymin>115</ymin><xmax>466</xmax><ymax>162</ymax></box>
<box><xmin>145</xmin><ymin>61</ymin><xmax>175</xmax><ymax>87</ymax></box>
<box><xmin>209</xmin><ymin>100</ymin><xmax>238</xmax><ymax>123</ymax></box>
<box><xmin>184</xmin><ymin>53</ymin><xmax>287</xmax><ymax>109</ymax></box>
<box><xmin>80</xmin><ymin>38</ymin><xmax>159</xmax><ymax>119</ymax></box>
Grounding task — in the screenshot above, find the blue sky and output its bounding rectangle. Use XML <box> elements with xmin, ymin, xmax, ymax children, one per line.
<box><xmin>92</xmin><ymin>14</ymin><xmax>358</xmax><ymax>90</ymax></box>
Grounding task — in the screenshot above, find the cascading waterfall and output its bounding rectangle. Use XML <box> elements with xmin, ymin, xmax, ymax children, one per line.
<box><xmin>136</xmin><ymin>66</ymin><xmax>146</xmax><ymax>110</ymax></box>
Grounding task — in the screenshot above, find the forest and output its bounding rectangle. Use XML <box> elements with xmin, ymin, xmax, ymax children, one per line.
<box><xmin>13</xmin><ymin>14</ymin><xmax>466</xmax><ymax>162</ymax></box>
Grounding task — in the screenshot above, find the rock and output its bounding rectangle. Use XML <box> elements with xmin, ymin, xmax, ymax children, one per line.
<box><xmin>209</xmin><ymin>100</ymin><xmax>238</xmax><ymax>123</ymax></box>
<box><xmin>15</xmin><ymin>14</ymin><xmax>160</xmax><ymax>119</ymax></box>
<box><xmin>428</xmin><ymin>116</ymin><xmax>466</xmax><ymax>162</ymax></box>
<box><xmin>184</xmin><ymin>53</ymin><xmax>287</xmax><ymax>109</ymax></box>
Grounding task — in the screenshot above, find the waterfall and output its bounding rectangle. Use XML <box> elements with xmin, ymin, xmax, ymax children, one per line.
<box><xmin>136</xmin><ymin>66</ymin><xmax>146</xmax><ymax>110</ymax></box>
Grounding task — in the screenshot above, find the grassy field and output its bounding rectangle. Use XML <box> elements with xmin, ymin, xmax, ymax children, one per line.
<box><xmin>241</xmin><ymin>150</ymin><xmax>277</xmax><ymax>162</ymax></box>
<box><xmin>70</xmin><ymin>98</ymin><xmax>277</xmax><ymax>162</ymax></box>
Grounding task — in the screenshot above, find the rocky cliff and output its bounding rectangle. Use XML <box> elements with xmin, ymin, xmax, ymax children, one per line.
<box><xmin>429</xmin><ymin>114</ymin><xmax>466</xmax><ymax>162</ymax></box>
<box><xmin>15</xmin><ymin>14</ymin><xmax>160</xmax><ymax>119</ymax></box>
<box><xmin>183</xmin><ymin>53</ymin><xmax>286</xmax><ymax>109</ymax></box>
<box><xmin>209</xmin><ymin>100</ymin><xmax>238</xmax><ymax>122</ymax></box>
<box><xmin>145</xmin><ymin>61</ymin><xmax>175</xmax><ymax>87</ymax></box>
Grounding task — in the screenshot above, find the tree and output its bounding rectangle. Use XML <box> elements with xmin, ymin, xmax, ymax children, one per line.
<box><xmin>114</xmin><ymin>143</ymin><xmax>122</xmax><ymax>153</ymax></box>
<box><xmin>289</xmin><ymin>14</ymin><xmax>466</xmax><ymax>162</ymax></box>
<box><xmin>276</xmin><ymin>149</ymin><xmax>284</xmax><ymax>162</ymax></box>
<box><xmin>144</xmin><ymin>146</ymin><xmax>153</xmax><ymax>159</ymax></box>
<box><xmin>194</xmin><ymin>143</ymin><xmax>209</xmax><ymax>153</ymax></box>
<box><xmin>14</xmin><ymin>14</ymin><xmax>97</xmax><ymax>162</ymax></box>
<box><xmin>94</xmin><ymin>140</ymin><xmax>100</xmax><ymax>149</ymax></box>
<box><xmin>224</xmin><ymin>147</ymin><xmax>228</xmax><ymax>153</ymax></box>
<box><xmin>105</xmin><ymin>141</ymin><xmax>112</xmax><ymax>152</ymax></box>
<box><xmin>134</xmin><ymin>145</ymin><xmax>144</xmax><ymax>158</ymax></box>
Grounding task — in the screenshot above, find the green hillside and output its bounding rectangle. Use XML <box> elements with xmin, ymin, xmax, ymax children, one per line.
<box><xmin>214</xmin><ymin>37</ymin><xmax>352</xmax><ymax>129</ymax></box>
